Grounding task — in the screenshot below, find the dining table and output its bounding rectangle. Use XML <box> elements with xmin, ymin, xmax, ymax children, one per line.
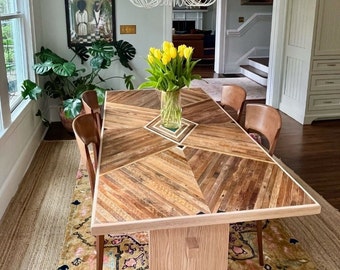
<box><xmin>91</xmin><ymin>88</ymin><xmax>321</xmax><ymax>270</ymax></box>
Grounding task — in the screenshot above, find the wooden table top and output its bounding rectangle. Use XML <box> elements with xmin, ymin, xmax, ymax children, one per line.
<box><xmin>91</xmin><ymin>88</ymin><xmax>320</xmax><ymax>235</ymax></box>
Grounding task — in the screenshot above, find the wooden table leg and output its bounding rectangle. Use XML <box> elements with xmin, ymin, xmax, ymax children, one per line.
<box><xmin>96</xmin><ymin>235</ymin><xmax>104</xmax><ymax>270</ymax></box>
<box><xmin>149</xmin><ymin>224</ymin><xmax>229</xmax><ymax>270</ymax></box>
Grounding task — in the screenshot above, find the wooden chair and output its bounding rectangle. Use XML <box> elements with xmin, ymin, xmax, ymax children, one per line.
<box><xmin>244</xmin><ymin>103</ymin><xmax>282</xmax><ymax>266</ymax></box>
<box><xmin>244</xmin><ymin>103</ymin><xmax>282</xmax><ymax>156</ymax></box>
<box><xmin>220</xmin><ymin>85</ymin><xmax>247</xmax><ymax>123</ymax></box>
<box><xmin>81</xmin><ymin>90</ymin><xmax>102</xmax><ymax>135</ymax></box>
<box><xmin>72</xmin><ymin>113</ymin><xmax>104</xmax><ymax>270</ymax></box>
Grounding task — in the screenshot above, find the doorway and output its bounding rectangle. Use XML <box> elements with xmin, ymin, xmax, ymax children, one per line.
<box><xmin>170</xmin><ymin>3</ymin><xmax>221</xmax><ymax>77</ymax></box>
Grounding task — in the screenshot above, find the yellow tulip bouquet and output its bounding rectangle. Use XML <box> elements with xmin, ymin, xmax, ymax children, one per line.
<box><xmin>139</xmin><ymin>41</ymin><xmax>201</xmax><ymax>92</ymax></box>
<box><xmin>139</xmin><ymin>41</ymin><xmax>201</xmax><ymax>130</ymax></box>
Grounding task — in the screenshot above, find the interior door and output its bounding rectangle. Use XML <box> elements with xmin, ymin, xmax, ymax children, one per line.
<box><xmin>278</xmin><ymin>0</ymin><xmax>317</xmax><ymax>123</ymax></box>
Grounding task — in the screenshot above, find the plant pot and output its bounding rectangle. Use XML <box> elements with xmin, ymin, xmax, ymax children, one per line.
<box><xmin>59</xmin><ymin>108</ymin><xmax>75</xmax><ymax>133</ymax></box>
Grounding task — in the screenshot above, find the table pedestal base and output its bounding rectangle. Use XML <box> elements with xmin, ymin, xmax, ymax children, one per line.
<box><xmin>149</xmin><ymin>224</ymin><xmax>229</xmax><ymax>270</ymax></box>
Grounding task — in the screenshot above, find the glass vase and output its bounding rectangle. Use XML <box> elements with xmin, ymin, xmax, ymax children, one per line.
<box><xmin>160</xmin><ymin>90</ymin><xmax>182</xmax><ymax>130</ymax></box>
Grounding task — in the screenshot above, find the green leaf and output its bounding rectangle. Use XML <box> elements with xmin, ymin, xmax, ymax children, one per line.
<box><xmin>89</xmin><ymin>40</ymin><xmax>114</xmax><ymax>60</ymax></box>
<box><xmin>72</xmin><ymin>44</ymin><xmax>89</xmax><ymax>63</ymax></box>
<box><xmin>33</xmin><ymin>61</ymin><xmax>53</xmax><ymax>75</ymax></box>
<box><xmin>138</xmin><ymin>80</ymin><xmax>157</xmax><ymax>90</ymax></box>
<box><xmin>90</xmin><ymin>56</ymin><xmax>112</xmax><ymax>70</ymax></box>
<box><xmin>52</xmin><ymin>62</ymin><xmax>77</xmax><ymax>77</ymax></box>
<box><xmin>63</xmin><ymin>98</ymin><xmax>82</xmax><ymax>119</ymax></box>
<box><xmin>35</xmin><ymin>47</ymin><xmax>67</xmax><ymax>64</ymax></box>
<box><xmin>21</xmin><ymin>80</ymin><xmax>42</xmax><ymax>100</ymax></box>
<box><xmin>44</xmin><ymin>80</ymin><xmax>64</xmax><ymax>99</ymax></box>
<box><xmin>94</xmin><ymin>87</ymin><xmax>106</xmax><ymax>105</ymax></box>
<box><xmin>124</xmin><ymin>74</ymin><xmax>135</xmax><ymax>90</ymax></box>
<box><xmin>113</xmin><ymin>40</ymin><xmax>136</xmax><ymax>70</ymax></box>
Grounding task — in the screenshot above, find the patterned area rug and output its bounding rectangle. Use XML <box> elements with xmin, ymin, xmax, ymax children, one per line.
<box><xmin>57</xmin><ymin>165</ymin><xmax>316</xmax><ymax>270</ymax></box>
<box><xmin>190</xmin><ymin>77</ymin><xmax>267</xmax><ymax>101</ymax></box>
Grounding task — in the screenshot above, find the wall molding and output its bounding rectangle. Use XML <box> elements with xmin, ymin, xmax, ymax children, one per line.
<box><xmin>227</xmin><ymin>13</ymin><xmax>272</xmax><ymax>37</ymax></box>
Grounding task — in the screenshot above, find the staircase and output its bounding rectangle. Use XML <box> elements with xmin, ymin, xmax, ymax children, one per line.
<box><xmin>240</xmin><ymin>57</ymin><xmax>269</xmax><ymax>86</ymax></box>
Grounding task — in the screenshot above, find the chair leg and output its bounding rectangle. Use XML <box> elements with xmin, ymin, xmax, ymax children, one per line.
<box><xmin>256</xmin><ymin>220</ymin><xmax>264</xmax><ymax>266</ymax></box>
<box><xmin>96</xmin><ymin>235</ymin><xmax>104</xmax><ymax>270</ymax></box>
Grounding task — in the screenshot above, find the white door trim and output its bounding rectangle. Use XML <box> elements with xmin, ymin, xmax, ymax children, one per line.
<box><xmin>266</xmin><ymin>0</ymin><xmax>287</xmax><ymax>108</ymax></box>
<box><xmin>214</xmin><ymin>0</ymin><xmax>227</xmax><ymax>74</ymax></box>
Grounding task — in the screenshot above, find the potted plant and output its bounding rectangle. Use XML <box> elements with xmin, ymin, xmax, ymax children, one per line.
<box><xmin>21</xmin><ymin>39</ymin><xmax>136</xmax><ymax>129</ymax></box>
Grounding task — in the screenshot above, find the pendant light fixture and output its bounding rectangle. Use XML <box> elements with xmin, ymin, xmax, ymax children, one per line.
<box><xmin>129</xmin><ymin>0</ymin><xmax>217</xmax><ymax>9</ymax></box>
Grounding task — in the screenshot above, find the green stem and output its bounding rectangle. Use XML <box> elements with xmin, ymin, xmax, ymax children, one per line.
<box><xmin>161</xmin><ymin>90</ymin><xmax>182</xmax><ymax>130</ymax></box>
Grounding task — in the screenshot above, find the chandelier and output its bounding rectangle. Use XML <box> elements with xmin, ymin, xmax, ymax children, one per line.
<box><xmin>129</xmin><ymin>0</ymin><xmax>217</xmax><ymax>9</ymax></box>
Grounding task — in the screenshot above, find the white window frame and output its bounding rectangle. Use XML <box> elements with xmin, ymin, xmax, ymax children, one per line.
<box><xmin>0</xmin><ymin>0</ymin><xmax>35</xmax><ymax>132</ymax></box>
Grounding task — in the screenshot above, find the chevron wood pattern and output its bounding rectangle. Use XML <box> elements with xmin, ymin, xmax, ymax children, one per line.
<box><xmin>92</xmin><ymin>88</ymin><xmax>320</xmax><ymax>270</ymax></box>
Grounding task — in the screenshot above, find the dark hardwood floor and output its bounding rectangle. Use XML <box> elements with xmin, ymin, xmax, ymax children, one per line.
<box><xmin>45</xmin><ymin>65</ymin><xmax>340</xmax><ymax>210</ymax></box>
<box><xmin>275</xmin><ymin>115</ymin><xmax>340</xmax><ymax>210</ymax></box>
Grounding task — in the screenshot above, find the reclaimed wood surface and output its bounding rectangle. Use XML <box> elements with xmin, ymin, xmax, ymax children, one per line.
<box><xmin>92</xmin><ymin>88</ymin><xmax>320</xmax><ymax>235</ymax></box>
<box><xmin>149</xmin><ymin>224</ymin><xmax>229</xmax><ymax>270</ymax></box>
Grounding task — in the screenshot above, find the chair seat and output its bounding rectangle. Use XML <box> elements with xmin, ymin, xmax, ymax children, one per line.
<box><xmin>249</xmin><ymin>132</ymin><xmax>262</xmax><ymax>144</ymax></box>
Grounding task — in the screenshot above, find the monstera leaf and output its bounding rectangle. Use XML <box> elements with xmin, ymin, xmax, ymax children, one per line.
<box><xmin>72</xmin><ymin>44</ymin><xmax>89</xmax><ymax>63</ymax></box>
<box><xmin>89</xmin><ymin>40</ymin><xmax>114</xmax><ymax>61</ymax></box>
<box><xmin>113</xmin><ymin>40</ymin><xmax>136</xmax><ymax>70</ymax></box>
<box><xmin>21</xmin><ymin>80</ymin><xmax>42</xmax><ymax>100</ymax></box>
<box><xmin>35</xmin><ymin>47</ymin><xmax>67</xmax><ymax>64</ymax></box>
<box><xmin>63</xmin><ymin>98</ymin><xmax>82</xmax><ymax>119</ymax></box>
<box><xmin>22</xmin><ymin>39</ymin><xmax>136</xmax><ymax>123</ymax></box>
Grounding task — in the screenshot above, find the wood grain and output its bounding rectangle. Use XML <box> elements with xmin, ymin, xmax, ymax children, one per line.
<box><xmin>91</xmin><ymin>88</ymin><xmax>321</xmax><ymax>270</ymax></box>
<box><xmin>94</xmin><ymin>89</ymin><xmax>320</xmax><ymax>229</ymax></box>
<box><xmin>149</xmin><ymin>224</ymin><xmax>229</xmax><ymax>270</ymax></box>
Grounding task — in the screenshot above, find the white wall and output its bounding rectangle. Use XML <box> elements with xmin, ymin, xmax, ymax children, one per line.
<box><xmin>39</xmin><ymin>0</ymin><xmax>168</xmax><ymax>91</ymax></box>
<box><xmin>227</xmin><ymin>0</ymin><xmax>272</xmax><ymax>29</ymax></box>
<box><xmin>203</xmin><ymin>5</ymin><xmax>217</xmax><ymax>32</ymax></box>
<box><xmin>38</xmin><ymin>0</ymin><xmax>171</xmax><ymax>121</ymax></box>
<box><xmin>0</xmin><ymin>101</ymin><xmax>46</xmax><ymax>218</ymax></box>
<box><xmin>224</xmin><ymin>0</ymin><xmax>273</xmax><ymax>74</ymax></box>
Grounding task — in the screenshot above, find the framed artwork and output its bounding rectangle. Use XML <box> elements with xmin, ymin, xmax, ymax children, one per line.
<box><xmin>241</xmin><ymin>0</ymin><xmax>273</xmax><ymax>5</ymax></box>
<box><xmin>64</xmin><ymin>0</ymin><xmax>116</xmax><ymax>47</ymax></box>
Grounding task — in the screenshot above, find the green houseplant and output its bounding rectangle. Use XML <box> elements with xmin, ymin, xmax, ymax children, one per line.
<box><xmin>21</xmin><ymin>39</ymin><xmax>136</xmax><ymax>126</ymax></box>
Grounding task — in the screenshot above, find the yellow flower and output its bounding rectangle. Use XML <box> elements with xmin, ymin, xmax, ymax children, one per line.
<box><xmin>177</xmin><ymin>45</ymin><xmax>187</xmax><ymax>58</ymax></box>
<box><xmin>162</xmin><ymin>53</ymin><xmax>171</xmax><ymax>65</ymax></box>
<box><xmin>148</xmin><ymin>54</ymin><xmax>154</xmax><ymax>64</ymax></box>
<box><xmin>153</xmin><ymin>49</ymin><xmax>162</xmax><ymax>60</ymax></box>
<box><xmin>162</xmin><ymin>41</ymin><xmax>173</xmax><ymax>52</ymax></box>
<box><xmin>184</xmin><ymin>47</ymin><xmax>193</xmax><ymax>60</ymax></box>
<box><xmin>149</xmin><ymin>47</ymin><xmax>155</xmax><ymax>54</ymax></box>
<box><xmin>169</xmin><ymin>47</ymin><xmax>177</xmax><ymax>59</ymax></box>
<box><xmin>138</xmin><ymin>40</ymin><xmax>201</xmax><ymax>92</ymax></box>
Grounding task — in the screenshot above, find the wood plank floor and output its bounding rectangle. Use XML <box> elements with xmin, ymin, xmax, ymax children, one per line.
<box><xmin>275</xmin><ymin>116</ymin><xmax>340</xmax><ymax>210</ymax></box>
<box><xmin>45</xmin><ymin>66</ymin><xmax>340</xmax><ymax>210</ymax></box>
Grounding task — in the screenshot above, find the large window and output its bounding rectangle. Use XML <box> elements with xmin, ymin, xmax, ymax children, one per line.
<box><xmin>0</xmin><ymin>0</ymin><xmax>33</xmax><ymax>131</ymax></box>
